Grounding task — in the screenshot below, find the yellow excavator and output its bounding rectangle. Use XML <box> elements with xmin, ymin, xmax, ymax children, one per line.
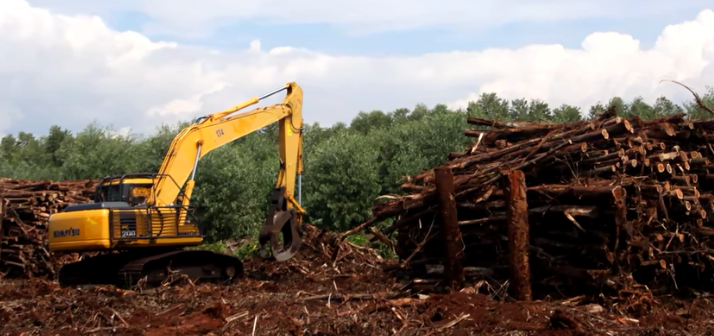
<box><xmin>47</xmin><ymin>82</ymin><xmax>305</xmax><ymax>288</ymax></box>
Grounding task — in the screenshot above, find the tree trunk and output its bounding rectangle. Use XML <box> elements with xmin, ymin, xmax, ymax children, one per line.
<box><xmin>435</xmin><ymin>166</ymin><xmax>464</xmax><ymax>290</ymax></box>
<box><xmin>502</xmin><ymin>170</ymin><xmax>532</xmax><ymax>301</ymax></box>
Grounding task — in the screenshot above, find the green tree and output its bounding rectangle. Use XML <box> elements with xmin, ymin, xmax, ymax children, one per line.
<box><xmin>653</xmin><ymin>96</ymin><xmax>684</xmax><ymax>117</ymax></box>
<box><xmin>467</xmin><ymin>93</ymin><xmax>510</xmax><ymax>120</ymax></box>
<box><xmin>623</xmin><ymin>97</ymin><xmax>652</xmax><ymax>119</ymax></box>
<box><xmin>527</xmin><ymin>99</ymin><xmax>552</xmax><ymax>122</ymax></box>
<box><xmin>552</xmin><ymin>104</ymin><xmax>583</xmax><ymax>123</ymax></box>
<box><xmin>588</xmin><ymin>102</ymin><xmax>607</xmax><ymax>120</ymax></box>
<box><xmin>302</xmin><ymin>129</ymin><xmax>382</xmax><ymax>230</ymax></box>
<box><xmin>350</xmin><ymin>110</ymin><xmax>392</xmax><ymax>134</ymax></box>
<box><xmin>58</xmin><ymin>123</ymin><xmax>139</xmax><ymax>179</ymax></box>
<box><xmin>509</xmin><ymin>98</ymin><xmax>529</xmax><ymax>121</ymax></box>
<box><xmin>376</xmin><ymin>109</ymin><xmax>470</xmax><ymax>195</ymax></box>
<box><xmin>44</xmin><ymin>125</ymin><xmax>72</xmax><ymax>167</ymax></box>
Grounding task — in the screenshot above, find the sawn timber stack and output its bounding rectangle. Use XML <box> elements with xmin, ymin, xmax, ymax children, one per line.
<box><xmin>371</xmin><ymin>110</ymin><xmax>714</xmax><ymax>298</ymax></box>
<box><xmin>0</xmin><ymin>178</ymin><xmax>97</xmax><ymax>279</ymax></box>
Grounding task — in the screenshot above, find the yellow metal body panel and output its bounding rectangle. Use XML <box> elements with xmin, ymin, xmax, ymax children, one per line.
<box><xmin>48</xmin><ymin>209</ymin><xmax>112</xmax><ymax>251</ymax></box>
<box><xmin>48</xmin><ymin>207</ymin><xmax>203</xmax><ymax>252</ymax></box>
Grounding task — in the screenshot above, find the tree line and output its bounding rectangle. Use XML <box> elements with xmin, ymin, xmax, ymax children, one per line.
<box><xmin>1</xmin><ymin>89</ymin><xmax>713</xmax><ymax>242</ymax></box>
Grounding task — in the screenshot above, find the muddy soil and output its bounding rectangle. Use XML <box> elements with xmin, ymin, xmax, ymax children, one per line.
<box><xmin>2</xmin><ymin>227</ymin><xmax>714</xmax><ymax>335</ymax></box>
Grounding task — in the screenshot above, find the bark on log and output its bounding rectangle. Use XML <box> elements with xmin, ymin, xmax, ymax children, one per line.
<box><xmin>502</xmin><ymin>170</ymin><xmax>531</xmax><ymax>301</ymax></box>
<box><xmin>435</xmin><ymin>166</ymin><xmax>464</xmax><ymax>290</ymax></box>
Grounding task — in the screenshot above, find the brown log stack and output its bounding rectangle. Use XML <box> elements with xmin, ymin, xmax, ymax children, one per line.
<box><xmin>0</xmin><ymin>178</ymin><xmax>97</xmax><ymax>279</ymax></box>
<box><xmin>372</xmin><ymin>110</ymin><xmax>714</xmax><ymax>298</ymax></box>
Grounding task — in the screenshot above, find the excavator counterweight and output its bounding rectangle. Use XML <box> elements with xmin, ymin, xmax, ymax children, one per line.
<box><xmin>48</xmin><ymin>82</ymin><xmax>306</xmax><ymax>288</ymax></box>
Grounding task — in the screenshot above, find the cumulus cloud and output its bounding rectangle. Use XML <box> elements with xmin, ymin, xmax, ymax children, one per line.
<box><xmin>1</xmin><ymin>0</ymin><xmax>714</xmax><ymax>136</ymax></box>
<box><xmin>25</xmin><ymin>0</ymin><xmax>714</xmax><ymax>36</ymax></box>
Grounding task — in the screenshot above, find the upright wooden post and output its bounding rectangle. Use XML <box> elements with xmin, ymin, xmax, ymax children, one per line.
<box><xmin>435</xmin><ymin>166</ymin><xmax>464</xmax><ymax>290</ymax></box>
<box><xmin>502</xmin><ymin>169</ymin><xmax>532</xmax><ymax>301</ymax></box>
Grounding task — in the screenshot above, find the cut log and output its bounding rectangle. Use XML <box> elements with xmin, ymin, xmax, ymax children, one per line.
<box><xmin>1</xmin><ymin>178</ymin><xmax>97</xmax><ymax>279</ymax></box>
<box><xmin>434</xmin><ymin>166</ymin><xmax>464</xmax><ymax>290</ymax></box>
<box><xmin>502</xmin><ymin>170</ymin><xmax>531</xmax><ymax>301</ymax></box>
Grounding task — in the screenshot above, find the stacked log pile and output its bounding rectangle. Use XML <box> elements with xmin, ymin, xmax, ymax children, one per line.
<box><xmin>371</xmin><ymin>108</ymin><xmax>714</xmax><ymax>298</ymax></box>
<box><xmin>0</xmin><ymin>178</ymin><xmax>96</xmax><ymax>278</ymax></box>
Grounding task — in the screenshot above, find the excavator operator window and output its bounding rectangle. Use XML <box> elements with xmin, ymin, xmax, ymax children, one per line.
<box><xmin>95</xmin><ymin>182</ymin><xmax>152</xmax><ymax>205</ymax></box>
<box><xmin>128</xmin><ymin>185</ymin><xmax>151</xmax><ymax>206</ymax></box>
<box><xmin>97</xmin><ymin>184</ymin><xmax>122</xmax><ymax>202</ymax></box>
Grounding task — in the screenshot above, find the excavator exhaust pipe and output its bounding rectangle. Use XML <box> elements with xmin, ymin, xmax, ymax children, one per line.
<box><xmin>258</xmin><ymin>187</ymin><xmax>302</xmax><ymax>261</ymax></box>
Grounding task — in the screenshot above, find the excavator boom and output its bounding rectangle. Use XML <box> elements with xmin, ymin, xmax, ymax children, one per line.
<box><xmin>150</xmin><ymin>82</ymin><xmax>304</xmax><ymax>211</ymax></box>
<box><xmin>148</xmin><ymin>81</ymin><xmax>306</xmax><ymax>260</ymax></box>
<box><xmin>47</xmin><ymin>82</ymin><xmax>306</xmax><ymax>287</ymax></box>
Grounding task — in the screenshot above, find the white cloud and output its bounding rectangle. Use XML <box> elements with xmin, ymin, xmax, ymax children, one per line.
<box><xmin>24</xmin><ymin>0</ymin><xmax>714</xmax><ymax>36</ymax></box>
<box><xmin>1</xmin><ymin>0</ymin><xmax>714</xmax><ymax>136</ymax></box>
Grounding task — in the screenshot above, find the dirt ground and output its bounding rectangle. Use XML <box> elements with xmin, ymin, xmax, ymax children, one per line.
<box><xmin>2</xmin><ymin>228</ymin><xmax>714</xmax><ymax>336</ymax></box>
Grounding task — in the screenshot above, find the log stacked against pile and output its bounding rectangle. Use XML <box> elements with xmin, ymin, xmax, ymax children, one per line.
<box><xmin>371</xmin><ymin>109</ymin><xmax>714</xmax><ymax>298</ymax></box>
<box><xmin>0</xmin><ymin>178</ymin><xmax>97</xmax><ymax>278</ymax></box>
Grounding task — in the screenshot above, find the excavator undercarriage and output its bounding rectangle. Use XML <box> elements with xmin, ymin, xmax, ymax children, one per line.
<box><xmin>58</xmin><ymin>249</ymin><xmax>244</xmax><ymax>288</ymax></box>
<box><xmin>56</xmin><ymin>186</ymin><xmax>303</xmax><ymax>288</ymax></box>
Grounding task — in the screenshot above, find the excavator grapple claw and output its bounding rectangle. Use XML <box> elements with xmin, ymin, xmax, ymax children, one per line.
<box><xmin>259</xmin><ymin>187</ymin><xmax>303</xmax><ymax>261</ymax></box>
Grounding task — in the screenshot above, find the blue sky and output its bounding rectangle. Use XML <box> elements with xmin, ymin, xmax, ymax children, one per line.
<box><xmin>98</xmin><ymin>4</ymin><xmax>710</xmax><ymax>54</ymax></box>
<box><xmin>2</xmin><ymin>1</ymin><xmax>714</xmax><ymax>136</ymax></box>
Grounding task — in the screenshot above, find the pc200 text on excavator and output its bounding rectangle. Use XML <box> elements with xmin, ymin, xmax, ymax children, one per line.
<box><xmin>47</xmin><ymin>82</ymin><xmax>306</xmax><ymax>288</ymax></box>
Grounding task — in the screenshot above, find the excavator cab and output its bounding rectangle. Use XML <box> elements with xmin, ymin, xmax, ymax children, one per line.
<box><xmin>93</xmin><ymin>176</ymin><xmax>154</xmax><ymax>206</ymax></box>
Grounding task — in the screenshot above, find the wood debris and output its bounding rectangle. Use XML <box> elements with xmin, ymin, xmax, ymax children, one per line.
<box><xmin>0</xmin><ymin>177</ymin><xmax>97</xmax><ymax>278</ymax></box>
<box><xmin>369</xmin><ymin>109</ymin><xmax>714</xmax><ymax>298</ymax></box>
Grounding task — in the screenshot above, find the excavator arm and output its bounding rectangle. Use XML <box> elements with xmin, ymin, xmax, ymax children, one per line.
<box><xmin>147</xmin><ymin>82</ymin><xmax>305</xmax><ymax>260</ymax></box>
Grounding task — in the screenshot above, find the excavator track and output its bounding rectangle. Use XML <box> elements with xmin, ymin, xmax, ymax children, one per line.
<box><xmin>58</xmin><ymin>252</ymin><xmax>138</xmax><ymax>287</ymax></box>
<box><xmin>117</xmin><ymin>250</ymin><xmax>244</xmax><ymax>288</ymax></box>
<box><xmin>58</xmin><ymin>250</ymin><xmax>244</xmax><ymax>288</ymax></box>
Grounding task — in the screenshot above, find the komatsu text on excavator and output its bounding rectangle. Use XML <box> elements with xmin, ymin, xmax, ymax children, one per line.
<box><xmin>47</xmin><ymin>82</ymin><xmax>306</xmax><ymax>288</ymax></box>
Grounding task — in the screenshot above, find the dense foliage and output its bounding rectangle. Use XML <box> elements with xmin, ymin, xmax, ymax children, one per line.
<box><xmin>2</xmin><ymin>89</ymin><xmax>713</xmax><ymax>242</ymax></box>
